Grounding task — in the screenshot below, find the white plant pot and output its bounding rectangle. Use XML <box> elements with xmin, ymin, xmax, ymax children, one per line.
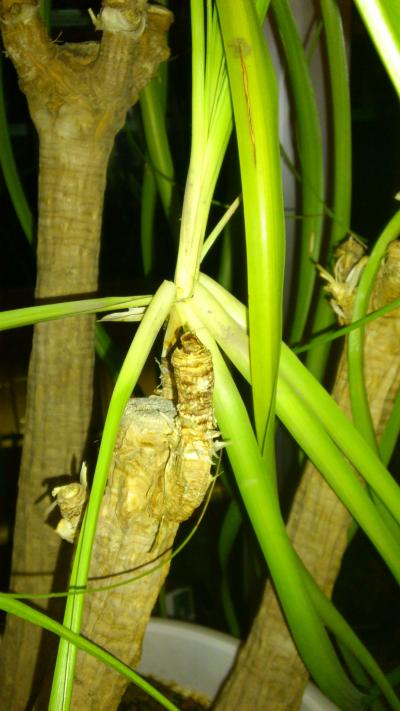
<box><xmin>138</xmin><ymin>618</ymin><xmax>341</xmax><ymax>710</ymax></box>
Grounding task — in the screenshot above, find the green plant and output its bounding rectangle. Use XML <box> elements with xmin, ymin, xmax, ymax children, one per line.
<box><xmin>0</xmin><ymin>1</ymin><xmax>400</xmax><ymax>709</ymax></box>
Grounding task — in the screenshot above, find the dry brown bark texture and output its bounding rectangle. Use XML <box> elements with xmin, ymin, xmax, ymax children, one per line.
<box><xmin>0</xmin><ymin>2</ymin><xmax>172</xmax><ymax>708</ymax></box>
<box><xmin>214</xmin><ymin>238</ymin><xmax>400</xmax><ymax>711</ymax></box>
<box><xmin>57</xmin><ymin>333</ymin><xmax>218</xmax><ymax>710</ymax></box>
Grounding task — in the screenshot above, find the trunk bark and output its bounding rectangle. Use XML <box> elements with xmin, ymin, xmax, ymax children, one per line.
<box><xmin>0</xmin><ymin>136</ymin><xmax>110</xmax><ymax>709</ymax></box>
<box><xmin>0</xmin><ymin>3</ymin><xmax>172</xmax><ymax>708</ymax></box>
<box><xmin>214</xmin><ymin>238</ymin><xmax>400</xmax><ymax>710</ymax></box>
<box><xmin>64</xmin><ymin>333</ymin><xmax>216</xmax><ymax>710</ymax></box>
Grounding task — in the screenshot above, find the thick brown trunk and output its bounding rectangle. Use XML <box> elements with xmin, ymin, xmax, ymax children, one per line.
<box><xmin>215</xmin><ymin>239</ymin><xmax>400</xmax><ymax>710</ymax></box>
<box><xmin>0</xmin><ymin>2</ymin><xmax>172</xmax><ymax>707</ymax></box>
<box><xmin>64</xmin><ymin>334</ymin><xmax>216</xmax><ymax>710</ymax></box>
<box><xmin>0</xmin><ymin>136</ymin><xmax>110</xmax><ymax>709</ymax></box>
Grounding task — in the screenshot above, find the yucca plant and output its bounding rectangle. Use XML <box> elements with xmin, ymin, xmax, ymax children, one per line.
<box><xmin>0</xmin><ymin>1</ymin><xmax>400</xmax><ymax>710</ymax></box>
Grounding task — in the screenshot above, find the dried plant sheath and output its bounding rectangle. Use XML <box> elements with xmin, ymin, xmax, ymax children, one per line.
<box><xmin>70</xmin><ymin>334</ymin><xmax>218</xmax><ymax>709</ymax></box>
<box><xmin>171</xmin><ymin>333</ymin><xmax>218</xmax><ymax>518</ymax></box>
<box><xmin>215</xmin><ymin>239</ymin><xmax>400</xmax><ymax>711</ymax></box>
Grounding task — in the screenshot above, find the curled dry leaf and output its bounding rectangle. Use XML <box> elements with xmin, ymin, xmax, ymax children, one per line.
<box><xmin>317</xmin><ymin>235</ymin><xmax>368</xmax><ymax>323</ymax></box>
<box><xmin>52</xmin><ymin>463</ymin><xmax>88</xmax><ymax>543</ymax></box>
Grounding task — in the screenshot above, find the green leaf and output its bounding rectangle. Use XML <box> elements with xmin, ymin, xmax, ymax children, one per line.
<box><xmin>354</xmin><ymin>0</ymin><xmax>400</xmax><ymax>98</ymax></box>
<box><xmin>174</xmin><ymin>0</ymin><xmax>232</xmax><ymax>298</ymax></box>
<box><xmin>217</xmin><ymin>0</ymin><xmax>285</xmax><ymax>453</ymax></box>
<box><xmin>347</xmin><ymin>210</ymin><xmax>400</xmax><ymax>449</ymax></box>
<box><xmin>0</xmin><ymin>596</ymin><xmax>178</xmax><ymax>711</ymax></box>
<box><xmin>0</xmin><ymin>56</ymin><xmax>34</xmax><ymax>243</ymax></box>
<box><xmin>0</xmin><ymin>296</ymin><xmax>150</xmax><ymax>331</ymax></box>
<box><xmin>271</xmin><ymin>0</ymin><xmax>324</xmax><ymax>344</ymax></box>
<box><xmin>305</xmin><ymin>0</ymin><xmax>352</xmax><ymax>381</ymax></box>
